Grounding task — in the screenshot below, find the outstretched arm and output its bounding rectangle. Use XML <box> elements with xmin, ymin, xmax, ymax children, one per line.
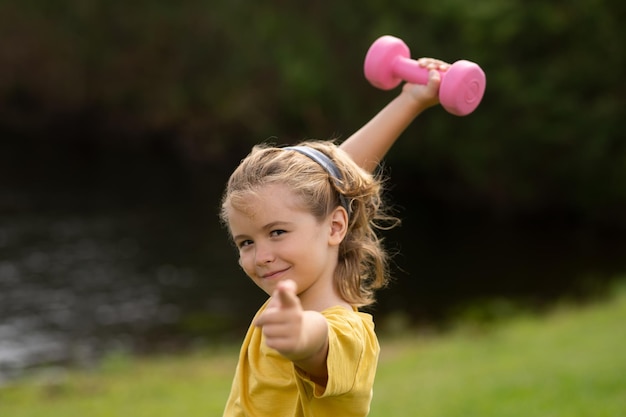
<box><xmin>340</xmin><ymin>59</ymin><xmax>448</xmax><ymax>173</ymax></box>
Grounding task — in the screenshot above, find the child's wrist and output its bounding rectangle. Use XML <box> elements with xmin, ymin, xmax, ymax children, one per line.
<box><xmin>398</xmin><ymin>89</ymin><xmax>432</xmax><ymax>114</ymax></box>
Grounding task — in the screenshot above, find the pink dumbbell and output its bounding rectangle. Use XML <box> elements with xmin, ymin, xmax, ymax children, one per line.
<box><xmin>364</xmin><ymin>35</ymin><xmax>486</xmax><ymax>116</ymax></box>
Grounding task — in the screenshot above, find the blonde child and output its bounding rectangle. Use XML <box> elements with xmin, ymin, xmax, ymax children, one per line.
<box><xmin>219</xmin><ymin>58</ymin><xmax>448</xmax><ymax>416</ymax></box>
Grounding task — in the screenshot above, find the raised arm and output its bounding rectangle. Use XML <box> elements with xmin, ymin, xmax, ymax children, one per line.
<box><xmin>340</xmin><ymin>60</ymin><xmax>447</xmax><ymax>173</ymax></box>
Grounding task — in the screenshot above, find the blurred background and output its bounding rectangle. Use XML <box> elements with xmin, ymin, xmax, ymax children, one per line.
<box><xmin>1</xmin><ymin>0</ymin><xmax>624</xmax><ymax>383</ymax></box>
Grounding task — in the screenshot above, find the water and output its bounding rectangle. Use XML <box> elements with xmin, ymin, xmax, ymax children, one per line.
<box><xmin>0</xmin><ymin>208</ymin><xmax>264</xmax><ymax>385</ymax></box>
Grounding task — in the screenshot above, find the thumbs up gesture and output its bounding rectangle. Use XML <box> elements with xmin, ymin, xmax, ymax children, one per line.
<box><xmin>255</xmin><ymin>280</ymin><xmax>328</xmax><ymax>366</ymax></box>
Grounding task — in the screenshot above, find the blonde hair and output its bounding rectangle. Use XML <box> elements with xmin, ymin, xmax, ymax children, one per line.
<box><xmin>219</xmin><ymin>139</ymin><xmax>400</xmax><ymax>307</ymax></box>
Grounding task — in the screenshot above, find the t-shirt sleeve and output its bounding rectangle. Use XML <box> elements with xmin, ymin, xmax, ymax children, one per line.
<box><xmin>295</xmin><ymin>308</ymin><xmax>379</xmax><ymax>399</ymax></box>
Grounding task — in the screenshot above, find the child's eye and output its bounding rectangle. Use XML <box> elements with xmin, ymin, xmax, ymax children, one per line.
<box><xmin>270</xmin><ymin>229</ymin><xmax>286</xmax><ymax>238</ymax></box>
<box><xmin>237</xmin><ymin>239</ymin><xmax>253</xmax><ymax>249</ymax></box>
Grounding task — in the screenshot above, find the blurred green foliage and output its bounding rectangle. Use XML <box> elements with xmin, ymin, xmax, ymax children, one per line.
<box><xmin>0</xmin><ymin>0</ymin><xmax>624</xmax><ymax>223</ymax></box>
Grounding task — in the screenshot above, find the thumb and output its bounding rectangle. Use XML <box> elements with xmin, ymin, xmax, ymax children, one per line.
<box><xmin>274</xmin><ymin>279</ymin><xmax>299</xmax><ymax>308</ymax></box>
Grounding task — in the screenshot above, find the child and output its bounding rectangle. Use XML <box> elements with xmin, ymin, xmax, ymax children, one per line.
<box><xmin>219</xmin><ymin>58</ymin><xmax>448</xmax><ymax>417</ymax></box>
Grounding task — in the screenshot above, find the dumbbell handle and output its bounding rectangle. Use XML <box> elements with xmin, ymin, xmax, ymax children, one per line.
<box><xmin>389</xmin><ymin>55</ymin><xmax>432</xmax><ymax>85</ymax></box>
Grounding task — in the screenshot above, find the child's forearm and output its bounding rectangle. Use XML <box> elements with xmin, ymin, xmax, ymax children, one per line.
<box><xmin>289</xmin><ymin>311</ymin><xmax>329</xmax><ymax>383</ymax></box>
<box><xmin>340</xmin><ymin>91</ymin><xmax>432</xmax><ymax>173</ymax></box>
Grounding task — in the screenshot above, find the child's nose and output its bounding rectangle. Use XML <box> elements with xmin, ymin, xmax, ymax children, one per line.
<box><xmin>254</xmin><ymin>244</ymin><xmax>275</xmax><ymax>265</ymax></box>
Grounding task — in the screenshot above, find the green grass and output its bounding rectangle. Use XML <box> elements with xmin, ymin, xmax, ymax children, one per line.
<box><xmin>372</xmin><ymin>284</ymin><xmax>626</xmax><ymax>417</ymax></box>
<box><xmin>0</xmin><ymin>347</ymin><xmax>238</xmax><ymax>417</ymax></box>
<box><xmin>2</xmin><ymin>282</ymin><xmax>625</xmax><ymax>417</ymax></box>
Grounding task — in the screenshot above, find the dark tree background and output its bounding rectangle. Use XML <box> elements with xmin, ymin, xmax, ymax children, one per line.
<box><xmin>1</xmin><ymin>0</ymin><xmax>624</xmax><ymax>222</ymax></box>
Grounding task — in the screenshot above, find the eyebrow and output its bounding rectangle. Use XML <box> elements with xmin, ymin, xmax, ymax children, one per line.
<box><xmin>232</xmin><ymin>220</ymin><xmax>293</xmax><ymax>242</ymax></box>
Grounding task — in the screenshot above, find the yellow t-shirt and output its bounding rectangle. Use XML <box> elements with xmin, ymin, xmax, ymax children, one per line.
<box><xmin>223</xmin><ymin>301</ymin><xmax>380</xmax><ymax>417</ymax></box>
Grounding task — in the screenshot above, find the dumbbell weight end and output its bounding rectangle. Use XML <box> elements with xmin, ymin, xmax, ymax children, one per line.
<box><xmin>439</xmin><ymin>60</ymin><xmax>486</xmax><ymax>116</ymax></box>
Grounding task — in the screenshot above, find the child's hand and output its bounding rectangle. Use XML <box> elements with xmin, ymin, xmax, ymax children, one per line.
<box><xmin>417</xmin><ymin>57</ymin><xmax>450</xmax><ymax>72</ymax></box>
<box><xmin>255</xmin><ymin>279</ymin><xmax>307</xmax><ymax>357</ymax></box>
<box><xmin>402</xmin><ymin>57</ymin><xmax>449</xmax><ymax>109</ymax></box>
<box><xmin>256</xmin><ymin>279</ymin><xmax>329</xmax><ymax>377</ymax></box>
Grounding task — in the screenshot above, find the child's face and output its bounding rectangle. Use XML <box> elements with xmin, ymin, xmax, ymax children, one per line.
<box><xmin>226</xmin><ymin>183</ymin><xmax>340</xmax><ymax>302</ymax></box>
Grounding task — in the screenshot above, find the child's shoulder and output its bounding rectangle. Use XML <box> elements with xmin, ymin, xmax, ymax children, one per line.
<box><xmin>322</xmin><ymin>306</ymin><xmax>375</xmax><ymax>332</ymax></box>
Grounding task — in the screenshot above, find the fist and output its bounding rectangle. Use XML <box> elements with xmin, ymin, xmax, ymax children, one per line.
<box><xmin>254</xmin><ymin>280</ymin><xmax>305</xmax><ymax>356</ymax></box>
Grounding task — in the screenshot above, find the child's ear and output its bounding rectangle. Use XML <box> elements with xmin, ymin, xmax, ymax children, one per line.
<box><xmin>328</xmin><ymin>206</ymin><xmax>348</xmax><ymax>246</ymax></box>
